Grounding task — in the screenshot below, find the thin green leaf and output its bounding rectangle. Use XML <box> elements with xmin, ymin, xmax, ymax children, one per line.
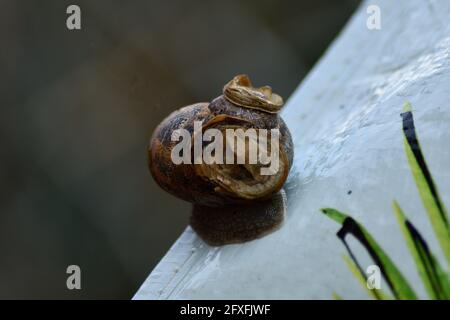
<box><xmin>332</xmin><ymin>292</ymin><xmax>343</xmax><ymax>300</ymax></box>
<box><xmin>321</xmin><ymin>208</ymin><xmax>346</xmax><ymax>224</ymax></box>
<box><xmin>321</xmin><ymin>208</ymin><xmax>417</xmax><ymax>299</ymax></box>
<box><xmin>393</xmin><ymin>201</ymin><xmax>450</xmax><ymax>299</ymax></box>
<box><xmin>342</xmin><ymin>255</ymin><xmax>390</xmax><ymax>300</ymax></box>
<box><xmin>402</xmin><ymin>102</ymin><xmax>450</xmax><ymax>264</ymax></box>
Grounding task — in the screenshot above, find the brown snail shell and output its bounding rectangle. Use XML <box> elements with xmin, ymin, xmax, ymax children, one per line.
<box><xmin>148</xmin><ymin>75</ymin><xmax>293</xmax><ymax>207</ymax></box>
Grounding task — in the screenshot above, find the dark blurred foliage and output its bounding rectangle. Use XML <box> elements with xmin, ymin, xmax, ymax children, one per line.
<box><xmin>0</xmin><ymin>0</ymin><xmax>360</xmax><ymax>298</ymax></box>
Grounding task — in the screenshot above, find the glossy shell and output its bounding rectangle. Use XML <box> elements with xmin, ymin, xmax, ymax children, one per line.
<box><xmin>148</xmin><ymin>77</ymin><xmax>293</xmax><ymax>207</ymax></box>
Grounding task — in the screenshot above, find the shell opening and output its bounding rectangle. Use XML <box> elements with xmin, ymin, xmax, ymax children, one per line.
<box><xmin>194</xmin><ymin>123</ymin><xmax>288</xmax><ymax>200</ymax></box>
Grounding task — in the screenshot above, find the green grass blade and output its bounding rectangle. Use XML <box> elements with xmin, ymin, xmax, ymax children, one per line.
<box><xmin>321</xmin><ymin>208</ymin><xmax>346</xmax><ymax>224</ymax></box>
<box><xmin>393</xmin><ymin>201</ymin><xmax>450</xmax><ymax>299</ymax></box>
<box><xmin>321</xmin><ymin>208</ymin><xmax>417</xmax><ymax>299</ymax></box>
<box><xmin>402</xmin><ymin>102</ymin><xmax>450</xmax><ymax>264</ymax></box>
<box><xmin>342</xmin><ymin>255</ymin><xmax>391</xmax><ymax>300</ymax></box>
<box><xmin>332</xmin><ymin>292</ymin><xmax>343</xmax><ymax>300</ymax></box>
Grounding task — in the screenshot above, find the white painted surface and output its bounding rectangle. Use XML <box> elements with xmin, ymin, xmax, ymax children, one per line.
<box><xmin>134</xmin><ymin>0</ymin><xmax>450</xmax><ymax>299</ymax></box>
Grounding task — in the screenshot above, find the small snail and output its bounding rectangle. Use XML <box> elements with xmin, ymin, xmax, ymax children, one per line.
<box><xmin>148</xmin><ymin>75</ymin><xmax>293</xmax><ymax>245</ymax></box>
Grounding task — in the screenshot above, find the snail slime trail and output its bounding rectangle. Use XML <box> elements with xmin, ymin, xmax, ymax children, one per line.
<box><xmin>148</xmin><ymin>75</ymin><xmax>294</xmax><ymax>245</ymax></box>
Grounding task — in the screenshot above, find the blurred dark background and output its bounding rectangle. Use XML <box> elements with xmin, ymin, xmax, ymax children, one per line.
<box><xmin>0</xmin><ymin>0</ymin><xmax>360</xmax><ymax>299</ymax></box>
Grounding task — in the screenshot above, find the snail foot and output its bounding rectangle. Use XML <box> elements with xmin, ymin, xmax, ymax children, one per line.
<box><xmin>190</xmin><ymin>190</ymin><xmax>286</xmax><ymax>246</ymax></box>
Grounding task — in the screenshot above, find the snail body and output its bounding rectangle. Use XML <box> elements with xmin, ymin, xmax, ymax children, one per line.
<box><xmin>149</xmin><ymin>75</ymin><xmax>293</xmax><ymax>207</ymax></box>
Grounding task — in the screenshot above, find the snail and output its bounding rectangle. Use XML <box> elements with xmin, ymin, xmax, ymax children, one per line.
<box><xmin>148</xmin><ymin>75</ymin><xmax>293</xmax><ymax>245</ymax></box>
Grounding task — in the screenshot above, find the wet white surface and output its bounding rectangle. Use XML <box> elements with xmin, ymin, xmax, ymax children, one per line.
<box><xmin>134</xmin><ymin>0</ymin><xmax>450</xmax><ymax>299</ymax></box>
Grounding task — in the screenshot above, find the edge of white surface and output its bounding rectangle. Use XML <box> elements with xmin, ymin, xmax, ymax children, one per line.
<box><xmin>134</xmin><ymin>0</ymin><xmax>450</xmax><ymax>299</ymax></box>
